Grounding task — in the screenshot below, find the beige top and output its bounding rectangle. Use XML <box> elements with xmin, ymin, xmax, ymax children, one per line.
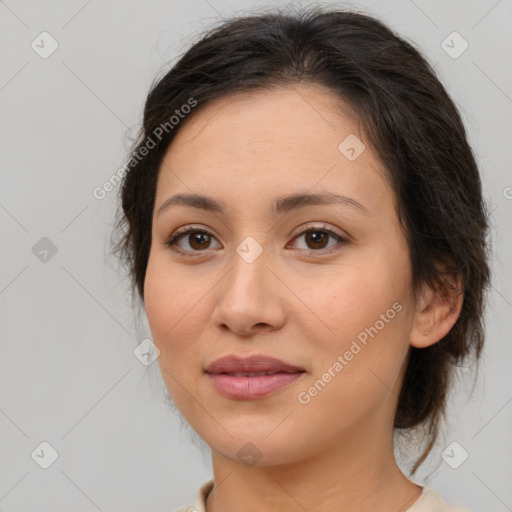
<box><xmin>174</xmin><ymin>479</ymin><xmax>470</xmax><ymax>512</ymax></box>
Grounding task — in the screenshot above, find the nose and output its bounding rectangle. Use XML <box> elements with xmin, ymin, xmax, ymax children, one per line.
<box><xmin>211</xmin><ymin>249</ymin><xmax>287</xmax><ymax>337</ymax></box>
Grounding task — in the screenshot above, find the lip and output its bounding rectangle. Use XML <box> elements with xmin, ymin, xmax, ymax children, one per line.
<box><xmin>205</xmin><ymin>354</ymin><xmax>306</xmax><ymax>399</ymax></box>
<box><xmin>205</xmin><ymin>354</ymin><xmax>305</xmax><ymax>374</ymax></box>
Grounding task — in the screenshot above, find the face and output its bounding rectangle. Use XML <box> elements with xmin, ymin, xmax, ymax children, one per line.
<box><xmin>144</xmin><ymin>85</ymin><xmax>418</xmax><ymax>467</ymax></box>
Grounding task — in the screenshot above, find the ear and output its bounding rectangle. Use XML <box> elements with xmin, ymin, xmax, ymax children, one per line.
<box><xmin>410</xmin><ymin>274</ymin><xmax>464</xmax><ymax>349</ymax></box>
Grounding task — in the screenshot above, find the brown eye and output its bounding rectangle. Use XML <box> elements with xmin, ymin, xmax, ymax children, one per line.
<box><xmin>165</xmin><ymin>229</ymin><xmax>222</xmax><ymax>254</ymax></box>
<box><xmin>304</xmin><ymin>231</ymin><xmax>330</xmax><ymax>249</ymax></box>
<box><xmin>188</xmin><ymin>232</ymin><xmax>211</xmax><ymax>250</ymax></box>
<box><xmin>290</xmin><ymin>226</ymin><xmax>348</xmax><ymax>253</ymax></box>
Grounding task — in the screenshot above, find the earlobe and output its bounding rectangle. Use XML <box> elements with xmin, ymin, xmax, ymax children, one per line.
<box><xmin>410</xmin><ymin>277</ymin><xmax>464</xmax><ymax>349</ymax></box>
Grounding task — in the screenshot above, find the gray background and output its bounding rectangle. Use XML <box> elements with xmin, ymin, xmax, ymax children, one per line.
<box><xmin>0</xmin><ymin>0</ymin><xmax>511</xmax><ymax>511</ymax></box>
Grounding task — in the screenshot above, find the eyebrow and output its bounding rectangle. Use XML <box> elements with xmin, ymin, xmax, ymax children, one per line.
<box><xmin>157</xmin><ymin>191</ymin><xmax>369</xmax><ymax>216</ymax></box>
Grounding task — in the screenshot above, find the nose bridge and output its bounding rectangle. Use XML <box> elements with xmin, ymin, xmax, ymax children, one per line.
<box><xmin>224</xmin><ymin>240</ymin><xmax>269</xmax><ymax>302</ymax></box>
<box><xmin>212</xmin><ymin>239</ymin><xmax>285</xmax><ymax>334</ymax></box>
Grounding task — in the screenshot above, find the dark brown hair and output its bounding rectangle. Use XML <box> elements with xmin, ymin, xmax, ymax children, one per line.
<box><xmin>112</xmin><ymin>5</ymin><xmax>491</xmax><ymax>473</ymax></box>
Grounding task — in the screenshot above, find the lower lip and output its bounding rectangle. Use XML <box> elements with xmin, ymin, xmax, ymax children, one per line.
<box><xmin>207</xmin><ymin>372</ymin><xmax>305</xmax><ymax>399</ymax></box>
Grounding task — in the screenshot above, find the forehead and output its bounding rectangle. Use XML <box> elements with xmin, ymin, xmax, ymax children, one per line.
<box><xmin>168</xmin><ymin>84</ymin><xmax>361</xmax><ymax>158</ymax></box>
<box><xmin>156</xmin><ymin>85</ymin><xmax>392</xmax><ymax>215</ymax></box>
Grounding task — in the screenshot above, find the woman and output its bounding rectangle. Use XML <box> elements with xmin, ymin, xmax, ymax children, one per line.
<box><xmin>112</xmin><ymin>6</ymin><xmax>490</xmax><ymax>512</ymax></box>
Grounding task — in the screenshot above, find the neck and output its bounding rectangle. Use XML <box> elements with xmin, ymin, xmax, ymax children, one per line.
<box><xmin>205</xmin><ymin>424</ymin><xmax>422</xmax><ymax>512</ymax></box>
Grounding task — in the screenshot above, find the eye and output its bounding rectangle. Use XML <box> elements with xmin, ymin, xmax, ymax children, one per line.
<box><xmin>165</xmin><ymin>223</ymin><xmax>349</xmax><ymax>257</ymax></box>
<box><xmin>165</xmin><ymin>227</ymin><xmax>221</xmax><ymax>255</ymax></box>
<box><xmin>288</xmin><ymin>224</ymin><xmax>349</xmax><ymax>253</ymax></box>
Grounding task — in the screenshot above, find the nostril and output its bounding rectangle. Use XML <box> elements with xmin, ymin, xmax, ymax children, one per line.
<box><xmin>254</xmin><ymin>322</ymin><xmax>269</xmax><ymax>329</ymax></box>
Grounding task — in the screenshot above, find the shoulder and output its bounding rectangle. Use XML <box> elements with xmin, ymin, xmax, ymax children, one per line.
<box><xmin>173</xmin><ymin>479</ymin><xmax>214</xmax><ymax>512</ymax></box>
<box><xmin>408</xmin><ymin>486</ymin><xmax>471</xmax><ymax>512</ymax></box>
<box><xmin>174</xmin><ymin>480</ymin><xmax>470</xmax><ymax>512</ymax></box>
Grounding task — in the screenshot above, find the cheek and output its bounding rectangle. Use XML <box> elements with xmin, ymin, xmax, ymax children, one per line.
<box><xmin>144</xmin><ymin>254</ymin><xmax>210</xmax><ymax>335</ymax></box>
<box><xmin>297</xmin><ymin>253</ymin><xmax>408</xmax><ymax>350</ymax></box>
<box><xmin>293</xmin><ymin>250</ymin><xmax>411</xmax><ymax>401</ymax></box>
<box><xmin>143</xmin><ymin>256</ymin><xmax>210</xmax><ymax>383</ymax></box>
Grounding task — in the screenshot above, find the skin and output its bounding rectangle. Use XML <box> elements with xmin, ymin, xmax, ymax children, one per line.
<box><xmin>143</xmin><ymin>84</ymin><xmax>463</xmax><ymax>512</ymax></box>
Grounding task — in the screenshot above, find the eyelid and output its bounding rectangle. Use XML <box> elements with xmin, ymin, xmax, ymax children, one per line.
<box><xmin>289</xmin><ymin>222</ymin><xmax>349</xmax><ymax>241</ymax></box>
<box><xmin>171</xmin><ymin>223</ymin><xmax>214</xmax><ymax>239</ymax></box>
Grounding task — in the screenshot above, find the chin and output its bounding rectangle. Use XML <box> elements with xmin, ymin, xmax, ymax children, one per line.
<box><xmin>210</xmin><ymin>437</ymin><xmax>305</xmax><ymax>468</ymax></box>
<box><xmin>195</xmin><ymin>421</ymin><xmax>310</xmax><ymax>467</ymax></box>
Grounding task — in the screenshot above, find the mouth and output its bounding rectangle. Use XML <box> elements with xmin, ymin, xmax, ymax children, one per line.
<box><xmin>205</xmin><ymin>355</ymin><xmax>306</xmax><ymax>399</ymax></box>
<box><xmin>219</xmin><ymin>371</ymin><xmax>297</xmax><ymax>377</ymax></box>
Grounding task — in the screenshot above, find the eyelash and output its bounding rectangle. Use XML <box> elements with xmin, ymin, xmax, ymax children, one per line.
<box><xmin>164</xmin><ymin>223</ymin><xmax>350</xmax><ymax>257</ymax></box>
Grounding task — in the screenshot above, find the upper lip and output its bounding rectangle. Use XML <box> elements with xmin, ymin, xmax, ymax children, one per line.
<box><xmin>205</xmin><ymin>355</ymin><xmax>305</xmax><ymax>374</ymax></box>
